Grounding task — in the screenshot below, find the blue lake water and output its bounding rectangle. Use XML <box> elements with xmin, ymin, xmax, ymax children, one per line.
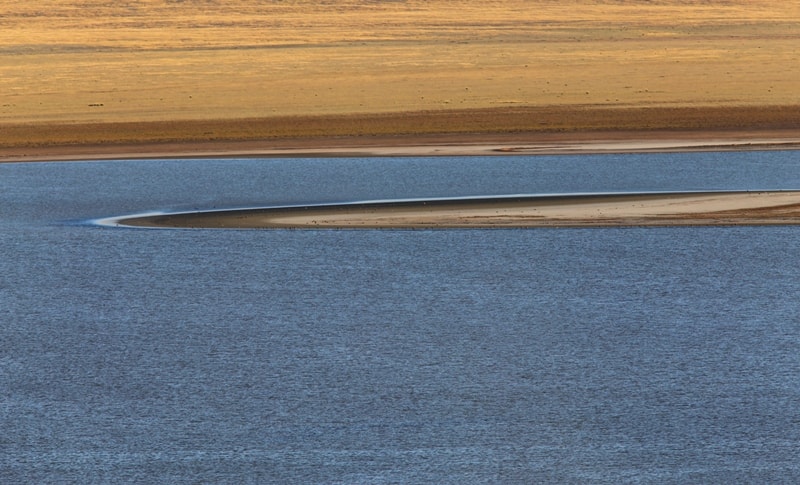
<box><xmin>2</xmin><ymin>152</ymin><xmax>800</xmax><ymax>483</ymax></box>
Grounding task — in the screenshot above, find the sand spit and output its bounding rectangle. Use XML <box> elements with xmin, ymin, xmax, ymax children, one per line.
<box><xmin>118</xmin><ymin>191</ymin><xmax>800</xmax><ymax>229</ymax></box>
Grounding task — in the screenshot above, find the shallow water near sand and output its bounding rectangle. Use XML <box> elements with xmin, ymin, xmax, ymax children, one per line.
<box><xmin>2</xmin><ymin>151</ymin><xmax>800</xmax><ymax>483</ymax></box>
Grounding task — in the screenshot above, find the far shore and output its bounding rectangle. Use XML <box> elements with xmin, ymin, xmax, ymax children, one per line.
<box><xmin>3</xmin><ymin>130</ymin><xmax>800</xmax><ymax>163</ymax></box>
<box><xmin>5</xmin><ymin>2</ymin><xmax>799</xmax><ymax>166</ymax></box>
<box><xmin>3</xmin><ymin>105</ymin><xmax>800</xmax><ymax>163</ymax></box>
<box><xmin>118</xmin><ymin>191</ymin><xmax>800</xmax><ymax>229</ymax></box>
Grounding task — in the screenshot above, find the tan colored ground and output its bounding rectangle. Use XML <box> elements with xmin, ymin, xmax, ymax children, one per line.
<box><xmin>2</xmin><ymin>1</ymin><xmax>800</xmax><ymax>158</ymax></box>
<box><xmin>118</xmin><ymin>191</ymin><xmax>800</xmax><ymax>229</ymax></box>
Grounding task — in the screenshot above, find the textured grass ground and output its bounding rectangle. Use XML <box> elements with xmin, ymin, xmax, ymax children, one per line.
<box><xmin>2</xmin><ymin>1</ymin><xmax>799</xmax><ymax>148</ymax></box>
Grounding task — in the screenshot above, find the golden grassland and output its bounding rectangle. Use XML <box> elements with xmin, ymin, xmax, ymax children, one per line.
<box><xmin>2</xmin><ymin>1</ymin><xmax>800</xmax><ymax>149</ymax></box>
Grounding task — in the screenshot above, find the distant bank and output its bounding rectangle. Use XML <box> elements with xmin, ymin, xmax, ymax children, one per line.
<box><xmin>3</xmin><ymin>105</ymin><xmax>800</xmax><ymax>163</ymax></box>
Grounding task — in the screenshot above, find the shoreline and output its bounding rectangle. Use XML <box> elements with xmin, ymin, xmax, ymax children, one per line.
<box><xmin>118</xmin><ymin>191</ymin><xmax>800</xmax><ymax>229</ymax></box>
<box><xmin>3</xmin><ymin>105</ymin><xmax>800</xmax><ymax>162</ymax></box>
<box><xmin>3</xmin><ymin>130</ymin><xmax>800</xmax><ymax>163</ymax></box>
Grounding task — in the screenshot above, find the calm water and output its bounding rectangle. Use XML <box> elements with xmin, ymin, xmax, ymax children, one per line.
<box><xmin>2</xmin><ymin>152</ymin><xmax>800</xmax><ymax>483</ymax></box>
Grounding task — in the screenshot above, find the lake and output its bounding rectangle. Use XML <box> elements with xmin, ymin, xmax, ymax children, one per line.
<box><xmin>2</xmin><ymin>151</ymin><xmax>800</xmax><ymax>483</ymax></box>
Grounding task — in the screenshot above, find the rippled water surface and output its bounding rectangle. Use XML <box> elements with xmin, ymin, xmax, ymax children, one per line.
<box><xmin>2</xmin><ymin>152</ymin><xmax>800</xmax><ymax>483</ymax></box>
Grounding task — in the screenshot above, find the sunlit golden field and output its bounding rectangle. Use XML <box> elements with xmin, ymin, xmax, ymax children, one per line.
<box><xmin>1</xmin><ymin>0</ymin><xmax>799</xmax><ymax>149</ymax></box>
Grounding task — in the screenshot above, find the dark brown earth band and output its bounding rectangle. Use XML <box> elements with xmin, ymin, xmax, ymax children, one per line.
<box><xmin>3</xmin><ymin>105</ymin><xmax>800</xmax><ymax>163</ymax></box>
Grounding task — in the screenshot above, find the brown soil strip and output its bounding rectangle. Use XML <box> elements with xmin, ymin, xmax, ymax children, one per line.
<box><xmin>3</xmin><ymin>105</ymin><xmax>800</xmax><ymax>162</ymax></box>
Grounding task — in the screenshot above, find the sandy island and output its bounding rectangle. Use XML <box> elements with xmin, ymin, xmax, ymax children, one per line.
<box><xmin>117</xmin><ymin>191</ymin><xmax>800</xmax><ymax>229</ymax></box>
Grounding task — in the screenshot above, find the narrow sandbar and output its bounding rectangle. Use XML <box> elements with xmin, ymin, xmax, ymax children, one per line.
<box><xmin>118</xmin><ymin>191</ymin><xmax>800</xmax><ymax>229</ymax></box>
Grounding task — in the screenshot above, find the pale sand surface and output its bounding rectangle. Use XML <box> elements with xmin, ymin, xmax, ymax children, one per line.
<box><xmin>120</xmin><ymin>191</ymin><xmax>800</xmax><ymax>229</ymax></box>
<box><xmin>3</xmin><ymin>128</ymin><xmax>800</xmax><ymax>163</ymax></box>
<box><xmin>5</xmin><ymin>137</ymin><xmax>800</xmax><ymax>163</ymax></box>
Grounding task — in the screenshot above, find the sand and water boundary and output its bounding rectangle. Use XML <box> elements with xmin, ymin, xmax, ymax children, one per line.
<box><xmin>5</xmin><ymin>2</ymin><xmax>800</xmax><ymax>226</ymax></box>
<box><xmin>114</xmin><ymin>191</ymin><xmax>800</xmax><ymax>230</ymax></box>
<box><xmin>7</xmin><ymin>107</ymin><xmax>800</xmax><ymax>229</ymax></box>
<box><xmin>3</xmin><ymin>106</ymin><xmax>800</xmax><ymax>163</ymax></box>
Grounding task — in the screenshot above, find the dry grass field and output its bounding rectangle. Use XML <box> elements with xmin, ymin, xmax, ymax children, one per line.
<box><xmin>2</xmin><ymin>0</ymin><xmax>799</xmax><ymax>150</ymax></box>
